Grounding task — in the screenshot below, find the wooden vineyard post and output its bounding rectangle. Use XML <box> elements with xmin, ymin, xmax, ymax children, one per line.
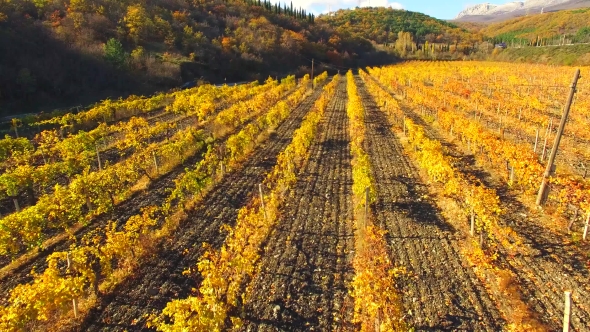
<box><xmin>374</xmin><ymin>311</ymin><xmax>381</xmax><ymax>332</ymax></box>
<box><xmin>563</xmin><ymin>291</ymin><xmax>572</xmax><ymax>332</ymax></box>
<box><xmin>220</xmin><ymin>161</ymin><xmax>225</xmax><ymax>178</ymax></box>
<box><xmin>510</xmin><ymin>166</ymin><xmax>515</xmax><ymax>186</ymax></box>
<box><xmin>403</xmin><ymin>116</ymin><xmax>406</xmax><ymax>136</ymax></box>
<box><xmin>67</xmin><ymin>252</ymin><xmax>79</xmax><ymax>318</ymax></box>
<box><xmin>534</xmin><ymin>127</ymin><xmax>540</xmax><ymax>153</ymax></box>
<box><xmin>537</xmin><ymin>69</ymin><xmax>580</xmax><ymax>206</ymax></box>
<box><xmin>470</xmin><ymin>207</ymin><xmax>475</xmax><ymax>236</ymax></box>
<box><xmin>153</xmin><ymin>151</ymin><xmax>159</xmax><ymax>175</ymax></box>
<box><xmin>541</xmin><ymin>120</ymin><xmax>551</xmax><ymax>160</ymax></box>
<box><xmin>568</xmin><ymin>208</ymin><xmax>579</xmax><ymax>232</ymax></box>
<box><xmin>310</xmin><ymin>59</ymin><xmax>314</xmax><ymax>89</ymax></box>
<box><xmin>259</xmin><ymin>184</ymin><xmax>267</xmax><ymax>220</ymax></box>
<box><xmin>542</xmin><ymin>119</ymin><xmax>554</xmax><ymax>161</ymax></box>
<box><xmin>364</xmin><ymin>187</ymin><xmax>370</xmax><ymax>230</ymax></box>
<box><xmin>541</xmin><ymin>140</ymin><xmax>548</xmax><ymax>162</ymax></box>
<box><xmin>13</xmin><ymin>198</ymin><xmax>20</xmax><ymax>212</ymax></box>
<box><xmin>40</xmin><ymin>149</ymin><xmax>47</xmax><ymax>165</ymax></box>
<box><xmin>583</xmin><ymin>212</ymin><xmax>590</xmax><ymax>241</ymax></box>
<box><xmin>96</xmin><ymin>144</ymin><xmax>102</xmax><ymax>171</ymax></box>
<box><xmin>13</xmin><ymin>121</ymin><xmax>19</xmax><ymax>138</ymax></box>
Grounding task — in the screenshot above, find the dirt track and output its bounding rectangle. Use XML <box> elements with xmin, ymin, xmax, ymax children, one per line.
<box><xmin>78</xmin><ymin>86</ymin><xmax>324</xmax><ymax>331</ymax></box>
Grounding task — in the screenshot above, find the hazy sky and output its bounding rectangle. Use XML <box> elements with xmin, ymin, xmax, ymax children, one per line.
<box><xmin>269</xmin><ymin>0</ymin><xmax>489</xmax><ymax>20</ymax></box>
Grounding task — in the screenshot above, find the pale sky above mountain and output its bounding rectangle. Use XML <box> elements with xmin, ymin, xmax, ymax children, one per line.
<box><xmin>269</xmin><ymin>0</ymin><xmax>504</xmax><ymax>20</ymax></box>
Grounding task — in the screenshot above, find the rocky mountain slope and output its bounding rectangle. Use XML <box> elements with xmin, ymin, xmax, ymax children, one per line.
<box><xmin>455</xmin><ymin>0</ymin><xmax>590</xmax><ymax>22</ymax></box>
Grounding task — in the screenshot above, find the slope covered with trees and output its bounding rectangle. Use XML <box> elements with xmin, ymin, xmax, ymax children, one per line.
<box><xmin>318</xmin><ymin>7</ymin><xmax>481</xmax><ymax>50</ymax></box>
<box><xmin>0</xmin><ymin>0</ymin><xmax>391</xmax><ymax>115</ymax></box>
<box><xmin>480</xmin><ymin>7</ymin><xmax>590</xmax><ymax>45</ymax></box>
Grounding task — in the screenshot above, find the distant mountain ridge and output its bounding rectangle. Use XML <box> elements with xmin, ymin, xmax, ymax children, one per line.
<box><xmin>456</xmin><ymin>3</ymin><xmax>501</xmax><ymax>17</ymax></box>
<box><xmin>454</xmin><ymin>0</ymin><xmax>590</xmax><ymax>22</ymax></box>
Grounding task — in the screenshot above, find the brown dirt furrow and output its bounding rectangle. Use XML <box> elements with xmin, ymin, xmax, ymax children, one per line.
<box><xmin>240</xmin><ymin>79</ymin><xmax>355</xmax><ymax>332</ymax></box>
<box><xmin>504</xmin><ymin>243</ymin><xmax>590</xmax><ymax>330</ymax></box>
<box><xmin>388</xmin><ymin>82</ymin><xmax>590</xmax><ymax>330</ymax></box>
<box><xmin>77</xmin><ymin>86</ymin><xmax>324</xmax><ymax>332</ymax></box>
<box><xmin>394</xmin><ymin>88</ymin><xmax>590</xmax><ymax>331</ymax></box>
<box><xmin>356</xmin><ymin>76</ymin><xmax>505</xmax><ymax>331</ymax></box>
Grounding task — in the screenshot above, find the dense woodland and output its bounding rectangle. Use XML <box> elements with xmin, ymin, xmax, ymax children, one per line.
<box><xmin>2</xmin><ymin>0</ymin><xmax>587</xmax><ymax>116</ymax></box>
<box><xmin>0</xmin><ymin>0</ymin><xmax>392</xmax><ymax>115</ymax></box>
<box><xmin>318</xmin><ymin>7</ymin><xmax>482</xmax><ymax>54</ymax></box>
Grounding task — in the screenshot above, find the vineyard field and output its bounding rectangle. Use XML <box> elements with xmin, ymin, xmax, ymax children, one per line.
<box><xmin>241</xmin><ymin>78</ymin><xmax>355</xmax><ymax>330</ymax></box>
<box><xmin>355</xmin><ymin>76</ymin><xmax>504</xmax><ymax>330</ymax></box>
<box><xmin>1</xmin><ymin>63</ymin><xmax>590</xmax><ymax>332</ymax></box>
<box><xmin>80</xmin><ymin>81</ymin><xmax>327</xmax><ymax>331</ymax></box>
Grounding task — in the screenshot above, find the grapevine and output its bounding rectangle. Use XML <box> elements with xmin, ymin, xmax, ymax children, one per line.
<box><xmin>151</xmin><ymin>74</ymin><xmax>337</xmax><ymax>331</ymax></box>
<box><xmin>0</xmin><ymin>74</ymin><xmax>324</xmax><ymax>331</ymax></box>
<box><xmin>346</xmin><ymin>70</ymin><xmax>405</xmax><ymax>331</ymax></box>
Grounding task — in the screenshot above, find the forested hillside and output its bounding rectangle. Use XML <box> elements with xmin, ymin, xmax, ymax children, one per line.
<box><xmin>318</xmin><ymin>7</ymin><xmax>481</xmax><ymax>51</ymax></box>
<box><xmin>481</xmin><ymin>7</ymin><xmax>590</xmax><ymax>44</ymax></box>
<box><xmin>0</xmin><ymin>0</ymin><xmax>391</xmax><ymax>115</ymax></box>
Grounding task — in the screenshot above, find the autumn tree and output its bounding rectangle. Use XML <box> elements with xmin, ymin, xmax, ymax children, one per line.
<box><xmin>395</xmin><ymin>31</ymin><xmax>415</xmax><ymax>57</ymax></box>
<box><xmin>124</xmin><ymin>4</ymin><xmax>153</xmax><ymax>44</ymax></box>
<box><xmin>182</xmin><ymin>25</ymin><xmax>206</xmax><ymax>54</ymax></box>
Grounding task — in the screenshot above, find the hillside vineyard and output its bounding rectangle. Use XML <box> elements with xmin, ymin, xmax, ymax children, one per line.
<box><xmin>0</xmin><ymin>63</ymin><xmax>589</xmax><ymax>331</ymax></box>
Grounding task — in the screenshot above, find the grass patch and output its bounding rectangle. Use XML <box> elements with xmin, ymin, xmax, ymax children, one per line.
<box><xmin>491</xmin><ymin>44</ymin><xmax>590</xmax><ymax>66</ymax></box>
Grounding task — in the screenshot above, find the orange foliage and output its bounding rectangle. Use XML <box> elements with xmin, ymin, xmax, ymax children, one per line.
<box><xmin>221</xmin><ymin>36</ymin><xmax>232</xmax><ymax>50</ymax></box>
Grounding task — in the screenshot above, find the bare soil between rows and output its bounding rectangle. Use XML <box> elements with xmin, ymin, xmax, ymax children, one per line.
<box><xmin>389</xmin><ymin>78</ymin><xmax>590</xmax><ymax>330</ymax></box>
<box><xmin>240</xmin><ymin>78</ymin><xmax>356</xmax><ymax>332</ymax></box>
<box><xmin>356</xmin><ymin>76</ymin><xmax>505</xmax><ymax>331</ymax></box>
<box><xmin>77</xmin><ymin>86</ymin><xmax>325</xmax><ymax>331</ymax></box>
<box><xmin>0</xmin><ymin>86</ymin><xmax>310</xmax><ymax>302</ymax></box>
